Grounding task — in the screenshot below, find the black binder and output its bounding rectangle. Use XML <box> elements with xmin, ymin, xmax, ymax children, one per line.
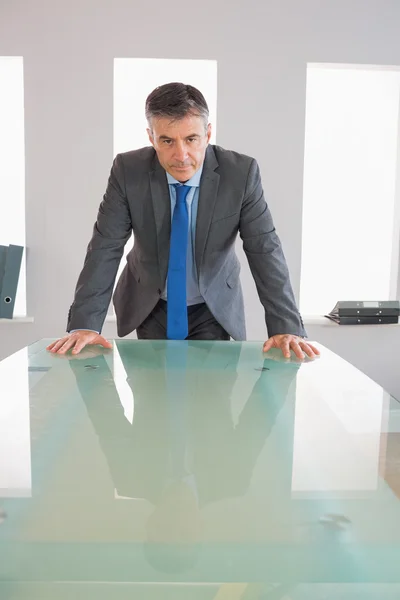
<box><xmin>325</xmin><ymin>301</ymin><xmax>400</xmax><ymax>325</ymax></box>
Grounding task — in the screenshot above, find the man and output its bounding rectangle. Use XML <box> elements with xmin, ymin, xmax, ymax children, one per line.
<box><xmin>47</xmin><ymin>82</ymin><xmax>319</xmax><ymax>360</ymax></box>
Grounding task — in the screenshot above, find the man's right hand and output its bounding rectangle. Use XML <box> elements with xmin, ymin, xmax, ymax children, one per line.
<box><xmin>46</xmin><ymin>331</ymin><xmax>113</xmax><ymax>355</ymax></box>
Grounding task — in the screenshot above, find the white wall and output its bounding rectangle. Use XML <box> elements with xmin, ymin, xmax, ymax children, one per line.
<box><xmin>0</xmin><ymin>0</ymin><xmax>400</xmax><ymax>398</ymax></box>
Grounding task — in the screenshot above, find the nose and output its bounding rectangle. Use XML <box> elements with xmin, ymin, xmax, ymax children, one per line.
<box><xmin>173</xmin><ymin>141</ymin><xmax>189</xmax><ymax>163</ymax></box>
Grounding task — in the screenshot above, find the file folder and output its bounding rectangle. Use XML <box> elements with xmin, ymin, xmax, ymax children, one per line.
<box><xmin>325</xmin><ymin>300</ymin><xmax>400</xmax><ymax>325</ymax></box>
<box><xmin>0</xmin><ymin>244</ymin><xmax>24</xmax><ymax>319</ymax></box>
<box><xmin>326</xmin><ymin>314</ymin><xmax>399</xmax><ymax>325</ymax></box>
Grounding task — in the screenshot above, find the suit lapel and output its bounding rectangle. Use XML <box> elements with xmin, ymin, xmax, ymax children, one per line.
<box><xmin>195</xmin><ymin>145</ymin><xmax>220</xmax><ymax>274</ymax></box>
<box><xmin>149</xmin><ymin>153</ymin><xmax>171</xmax><ymax>286</ymax></box>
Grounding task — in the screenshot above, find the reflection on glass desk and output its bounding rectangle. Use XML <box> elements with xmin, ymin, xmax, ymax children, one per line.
<box><xmin>0</xmin><ymin>339</ymin><xmax>400</xmax><ymax>599</ymax></box>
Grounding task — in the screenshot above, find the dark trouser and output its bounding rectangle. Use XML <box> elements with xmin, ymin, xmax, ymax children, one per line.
<box><xmin>136</xmin><ymin>299</ymin><xmax>230</xmax><ymax>341</ymax></box>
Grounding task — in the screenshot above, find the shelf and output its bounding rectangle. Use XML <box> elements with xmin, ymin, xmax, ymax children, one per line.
<box><xmin>0</xmin><ymin>316</ymin><xmax>34</xmax><ymax>324</ymax></box>
<box><xmin>303</xmin><ymin>315</ymin><xmax>400</xmax><ymax>326</ymax></box>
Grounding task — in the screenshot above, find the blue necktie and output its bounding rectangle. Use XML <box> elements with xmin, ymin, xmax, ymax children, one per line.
<box><xmin>167</xmin><ymin>184</ymin><xmax>191</xmax><ymax>339</ymax></box>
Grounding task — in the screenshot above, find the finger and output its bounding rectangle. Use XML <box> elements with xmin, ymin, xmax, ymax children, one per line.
<box><xmin>100</xmin><ymin>338</ymin><xmax>113</xmax><ymax>349</ymax></box>
<box><xmin>72</xmin><ymin>342</ymin><xmax>87</xmax><ymax>355</ymax></box>
<box><xmin>56</xmin><ymin>339</ymin><xmax>76</xmax><ymax>355</ymax></box>
<box><xmin>290</xmin><ymin>341</ymin><xmax>305</xmax><ymax>359</ymax></box>
<box><xmin>46</xmin><ymin>341</ymin><xmax>58</xmax><ymax>350</ymax></box>
<box><xmin>48</xmin><ymin>338</ymin><xmax>69</xmax><ymax>353</ymax></box>
<box><xmin>297</xmin><ymin>342</ymin><xmax>316</xmax><ymax>358</ymax></box>
<box><xmin>306</xmin><ymin>343</ymin><xmax>321</xmax><ymax>356</ymax></box>
<box><xmin>85</xmin><ymin>334</ymin><xmax>112</xmax><ymax>349</ymax></box>
<box><xmin>299</xmin><ymin>342</ymin><xmax>320</xmax><ymax>358</ymax></box>
<box><xmin>263</xmin><ymin>340</ymin><xmax>273</xmax><ymax>353</ymax></box>
<box><xmin>281</xmin><ymin>341</ymin><xmax>292</xmax><ymax>359</ymax></box>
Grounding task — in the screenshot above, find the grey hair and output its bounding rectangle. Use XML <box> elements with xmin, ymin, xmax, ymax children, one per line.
<box><xmin>145</xmin><ymin>82</ymin><xmax>209</xmax><ymax>131</ymax></box>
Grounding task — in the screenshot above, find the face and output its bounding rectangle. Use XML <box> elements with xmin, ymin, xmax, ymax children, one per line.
<box><xmin>147</xmin><ymin>114</ymin><xmax>212</xmax><ymax>182</ymax></box>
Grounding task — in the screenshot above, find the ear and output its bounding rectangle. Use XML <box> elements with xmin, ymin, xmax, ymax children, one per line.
<box><xmin>206</xmin><ymin>123</ymin><xmax>212</xmax><ymax>143</ymax></box>
<box><xmin>147</xmin><ymin>128</ymin><xmax>155</xmax><ymax>147</ymax></box>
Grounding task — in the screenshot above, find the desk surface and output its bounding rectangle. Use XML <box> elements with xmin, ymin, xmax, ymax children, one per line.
<box><xmin>0</xmin><ymin>339</ymin><xmax>400</xmax><ymax>599</ymax></box>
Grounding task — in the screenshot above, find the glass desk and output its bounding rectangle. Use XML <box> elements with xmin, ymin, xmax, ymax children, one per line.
<box><xmin>0</xmin><ymin>339</ymin><xmax>399</xmax><ymax>600</ymax></box>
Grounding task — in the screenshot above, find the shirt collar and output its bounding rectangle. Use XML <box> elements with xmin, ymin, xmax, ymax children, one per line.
<box><xmin>166</xmin><ymin>163</ymin><xmax>204</xmax><ymax>188</ymax></box>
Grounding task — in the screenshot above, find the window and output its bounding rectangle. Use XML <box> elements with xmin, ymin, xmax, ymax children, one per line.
<box><xmin>0</xmin><ymin>57</ymin><xmax>26</xmax><ymax>317</ymax></box>
<box><xmin>112</xmin><ymin>58</ymin><xmax>218</xmax><ymax>313</ymax></box>
<box><xmin>300</xmin><ymin>64</ymin><xmax>400</xmax><ymax>316</ymax></box>
<box><xmin>0</xmin><ymin>348</ymin><xmax>31</xmax><ymax>497</ymax></box>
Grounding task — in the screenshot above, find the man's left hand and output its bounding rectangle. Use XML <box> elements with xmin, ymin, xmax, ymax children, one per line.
<box><xmin>263</xmin><ymin>334</ymin><xmax>320</xmax><ymax>360</ymax></box>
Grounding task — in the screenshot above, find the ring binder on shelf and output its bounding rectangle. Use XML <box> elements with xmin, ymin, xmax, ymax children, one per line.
<box><xmin>325</xmin><ymin>301</ymin><xmax>400</xmax><ymax>325</ymax></box>
<box><xmin>0</xmin><ymin>244</ymin><xmax>24</xmax><ymax>319</ymax></box>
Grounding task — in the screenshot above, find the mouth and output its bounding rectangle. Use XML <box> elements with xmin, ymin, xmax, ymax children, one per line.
<box><xmin>173</xmin><ymin>166</ymin><xmax>192</xmax><ymax>170</ymax></box>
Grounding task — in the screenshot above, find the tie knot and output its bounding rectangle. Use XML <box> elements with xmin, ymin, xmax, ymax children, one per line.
<box><xmin>174</xmin><ymin>184</ymin><xmax>191</xmax><ymax>204</ymax></box>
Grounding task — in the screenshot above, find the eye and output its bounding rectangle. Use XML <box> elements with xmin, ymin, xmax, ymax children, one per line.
<box><xmin>163</xmin><ymin>139</ymin><xmax>172</xmax><ymax>145</ymax></box>
<box><xmin>188</xmin><ymin>137</ymin><xmax>196</xmax><ymax>142</ymax></box>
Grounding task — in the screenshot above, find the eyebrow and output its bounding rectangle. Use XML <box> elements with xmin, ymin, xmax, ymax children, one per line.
<box><xmin>158</xmin><ymin>134</ymin><xmax>200</xmax><ymax>140</ymax></box>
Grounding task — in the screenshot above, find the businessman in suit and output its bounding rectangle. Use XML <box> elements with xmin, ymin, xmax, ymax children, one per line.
<box><xmin>47</xmin><ymin>82</ymin><xmax>319</xmax><ymax>360</ymax></box>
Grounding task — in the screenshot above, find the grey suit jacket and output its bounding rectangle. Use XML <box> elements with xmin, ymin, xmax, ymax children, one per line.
<box><xmin>67</xmin><ymin>144</ymin><xmax>306</xmax><ymax>340</ymax></box>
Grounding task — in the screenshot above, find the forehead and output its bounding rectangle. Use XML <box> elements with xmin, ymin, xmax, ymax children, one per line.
<box><xmin>152</xmin><ymin>114</ymin><xmax>205</xmax><ymax>138</ymax></box>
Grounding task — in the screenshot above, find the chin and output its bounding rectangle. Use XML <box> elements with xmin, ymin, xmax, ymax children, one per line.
<box><xmin>174</xmin><ymin>170</ymin><xmax>194</xmax><ymax>180</ymax></box>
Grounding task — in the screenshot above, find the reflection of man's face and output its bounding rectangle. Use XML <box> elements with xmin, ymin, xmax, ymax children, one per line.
<box><xmin>146</xmin><ymin>481</ymin><xmax>201</xmax><ymax>543</ymax></box>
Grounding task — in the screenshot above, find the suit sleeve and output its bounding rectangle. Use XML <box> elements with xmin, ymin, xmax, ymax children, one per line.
<box><xmin>239</xmin><ymin>159</ymin><xmax>307</xmax><ymax>338</ymax></box>
<box><xmin>66</xmin><ymin>154</ymin><xmax>133</xmax><ymax>333</ymax></box>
